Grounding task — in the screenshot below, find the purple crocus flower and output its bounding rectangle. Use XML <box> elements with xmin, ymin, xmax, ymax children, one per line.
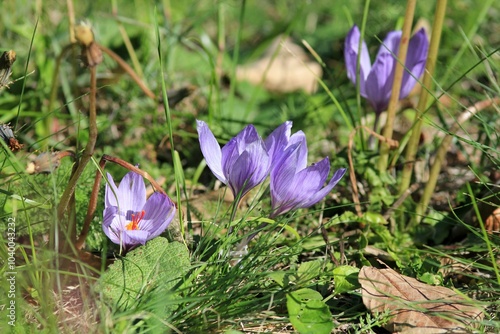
<box><xmin>267</xmin><ymin>122</ymin><xmax>346</xmax><ymax>217</ymax></box>
<box><xmin>344</xmin><ymin>25</ymin><xmax>428</xmax><ymax>114</ymax></box>
<box><xmin>197</xmin><ymin>120</ymin><xmax>270</xmax><ymax>199</ymax></box>
<box><xmin>103</xmin><ymin>171</ymin><xmax>176</xmax><ymax>249</ymax></box>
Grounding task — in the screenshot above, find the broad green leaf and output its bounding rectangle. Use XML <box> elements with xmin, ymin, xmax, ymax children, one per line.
<box><xmin>286</xmin><ymin>288</ymin><xmax>333</xmax><ymax>334</ymax></box>
<box><xmin>297</xmin><ymin>260</ymin><xmax>322</xmax><ymax>282</ymax></box>
<box><xmin>99</xmin><ymin>237</ymin><xmax>190</xmax><ymax>312</ymax></box>
<box><xmin>332</xmin><ymin>265</ymin><xmax>360</xmax><ymax>294</ymax></box>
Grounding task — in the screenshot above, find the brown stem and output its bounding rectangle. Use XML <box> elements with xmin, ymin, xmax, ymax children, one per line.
<box><xmin>74</xmin><ymin>157</ymin><xmax>107</xmax><ymax>249</ymax></box>
<box><xmin>97</xmin><ymin>43</ymin><xmax>156</xmax><ymax>100</ymax></box>
<box><xmin>57</xmin><ymin>66</ymin><xmax>98</xmax><ymax>222</ymax></box>
<box><xmin>100</xmin><ymin>155</ymin><xmax>167</xmax><ymax>195</ymax></box>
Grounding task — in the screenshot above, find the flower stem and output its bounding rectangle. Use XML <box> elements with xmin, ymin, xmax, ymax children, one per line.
<box><xmin>74</xmin><ymin>157</ymin><xmax>106</xmax><ymax>250</ymax></box>
<box><xmin>399</xmin><ymin>0</ymin><xmax>448</xmax><ymax>195</ymax></box>
<box><xmin>227</xmin><ymin>196</ymin><xmax>242</xmax><ymax>235</ymax></box>
<box><xmin>377</xmin><ymin>0</ymin><xmax>416</xmax><ymax>173</ymax></box>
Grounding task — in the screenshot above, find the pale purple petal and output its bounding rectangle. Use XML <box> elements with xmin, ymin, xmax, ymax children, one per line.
<box><xmin>365</xmin><ymin>30</ymin><xmax>402</xmax><ymax>113</ymax></box>
<box><xmin>270</xmin><ymin>132</ymin><xmax>307</xmax><ymax>172</ymax></box>
<box><xmin>234</xmin><ymin>124</ymin><xmax>260</xmax><ymax>152</ymax></box>
<box><xmin>140</xmin><ymin>192</ymin><xmax>176</xmax><ymax>238</ymax></box>
<box><xmin>116</xmin><ymin>172</ymin><xmax>147</xmax><ymax>212</ymax></box>
<box><xmin>228</xmin><ymin>140</ymin><xmax>269</xmax><ymax>197</ymax></box>
<box><xmin>221</xmin><ymin>138</ymin><xmax>239</xmax><ymax>181</ymax></box>
<box><xmin>269</xmin><ymin>142</ymin><xmax>306</xmax><ymax>216</ymax></box>
<box><xmin>294</xmin><ymin>158</ymin><xmax>330</xmax><ymax>194</ymax></box>
<box><xmin>375</xmin><ymin>30</ymin><xmax>402</xmax><ymax>61</ymax></box>
<box><xmin>288</xmin><ymin>132</ymin><xmax>307</xmax><ymax>171</ymax></box>
<box><xmin>265</xmin><ymin>121</ymin><xmax>292</xmax><ymax>165</ymax></box>
<box><xmin>301</xmin><ymin>167</ymin><xmax>347</xmax><ymax>208</ymax></box>
<box><xmin>400</xmin><ymin>28</ymin><xmax>428</xmax><ymax>98</ymax></box>
<box><xmin>344</xmin><ymin>25</ymin><xmax>371</xmax><ymax>95</ymax></box>
<box><xmin>197</xmin><ymin>120</ymin><xmax>226</xmax><ymax>184</ymax></box>
<box><xmin>105</xmin><ymin>173</ymin><xmax>119</xmax><ymax>208</ymax></box>
<box><xmin>270</xmin><ymin>146</ymin><xmax>346</xmax><ymax>217</ymax></box>
<box><xmin>102</xmin><ymin>210</ymin><xmax>126</xmax><ymax>245</ymax></box>
<box><xmin>365</xmin><ymin>50</ymin><xmax>397</xmax><ymax>113</ymax></box>
<box><xmin>123</xmin><ymin>229</ymin><xmax>150</xmax><ymax>246</ymax></box>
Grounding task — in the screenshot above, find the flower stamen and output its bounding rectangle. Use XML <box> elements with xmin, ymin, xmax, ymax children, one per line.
<box><xmin>126</xmin><ymin>210</ymin><xmax>145</xmax><ymax>230</ymax></box>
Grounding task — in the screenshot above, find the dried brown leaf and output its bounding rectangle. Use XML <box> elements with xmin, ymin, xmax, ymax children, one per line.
<box><xmin>236</xmin><ymin>35</ymin><xmax>322</xmax><ymax>94</ymax></box>
<box><xmin>485</xmin><ymin>207</ymin><xmax>500</xmax><ymax>233</ymax></box>
<box><xmin>359</xmin><ymin>266</ymin><xmax>483</xmax><ymax>333</ymax></box>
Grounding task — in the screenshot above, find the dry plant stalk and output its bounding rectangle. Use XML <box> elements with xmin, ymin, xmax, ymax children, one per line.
<box><xmin>416</xmin><ymin>96</ymin><xmax>500</xmax><ymax>219</ymax></box>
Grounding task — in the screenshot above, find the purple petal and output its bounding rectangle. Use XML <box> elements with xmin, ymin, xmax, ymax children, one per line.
<box><xmin>270</xmin><ymin>132</ymin><xmax>307</xmax><ymax>172</ymax></box>
<box><xmin>301</xmin><ymin>167</ymin><xmax>346</xmax><ymax>208</ymax></box>
<box><xmin>117</xmin><ymin>172</ymin><xmax>147</xmax><ymax>212</ymax></box>
<box><xmin>140</xmin><ymin>192</ymin><xmax>176</xmax><ymax>238</ymax></box>
<box><xmin>269</xmin><ymin>143</ymin><xmax>305</xmax><ymax>216</ymax></box>
<box><xmin>104</xmin><ymin>173</ymin><xmax>119</xmax><ymax>208</ymax></box>
<box><xmin>233</xmin><ymin>124</ymin><xmax>260</xmax><ymax>153</ymax></box>
<box><xmin>375</xmin><ymin>30</ymin><xmax>402</xmax><ymax>61</ymax></box>
<box><xmin>364</xmin><ymin>31</ymin><xmax>401</xmax><ymax>114</ymax></box>
<box><xmin>288</xmin><ymin>132</ymin><xmax>308</xmax><ymax>171</ymax></box>
<box><xmin>400</xmin><ymin>28</ymin><xmax>428</xmax><ymax>98</ymax></box>
<box><xmin>265</xmin><ymin>121</ymin><xmax>292</xmax><ymax>165</ymax></box>
<box><xmin>102</xmin><ymin>210</ymin><xmax>127</xmax><ymax>245</ymax></box>
<box><xmin>364</xmin><ymin>52</ymin><xmax>396</xmax><ymax>113</ymax></box>
<box><xmin>123</xmin><ymin>229</ymin><xmax>150</xmax><ymax>246</ymax></box>
<box><xmin>344</xmin><ymin>25</ymin><xmax>371</xmax><ymax>95</ymax></box>
<box><xmin>270</xmin><ymin>154</ymin><xmax>346</xmax><ymax>217</ymax></box>
<box><xmin>228</xmin><ymin>140</ymin><xmax>269</xmax><ymax>197</ymax></box>
<box><xmin>197</xmin><ymin>120</ymin><xmax>227</xmax><ymax>184</ymax></box>
<box><xmin>221</xmin><ymin>138</ymin><xmax>239</xmax><ymax>180</ymax></box>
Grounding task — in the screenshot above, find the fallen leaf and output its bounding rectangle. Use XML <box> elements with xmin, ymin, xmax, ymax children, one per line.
<box><xmin>484</xmin><ymin>207</ymin><xmax>500</xmax><ymax>233</ymax></box>
<box><xmin>236</xmin><ymin>35</ymin><xmax>322</xmax><ymax>94</ymax></box>
<box><xmin>359</xmin><ymin>266</ymin><xmax>483</xmax><ymax>333</ymax></box>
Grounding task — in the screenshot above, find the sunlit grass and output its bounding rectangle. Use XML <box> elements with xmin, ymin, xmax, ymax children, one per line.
<box><xmin>0</xmin><ymin>0</ymin><xmax>499</xmax><ymax>332</ymax></box>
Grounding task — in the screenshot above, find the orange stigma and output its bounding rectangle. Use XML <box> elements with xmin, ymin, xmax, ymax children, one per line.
<box><xmin>125</xmin><ymin>210</ymin><xmax>145</xmax><ymax>230</ymax></box>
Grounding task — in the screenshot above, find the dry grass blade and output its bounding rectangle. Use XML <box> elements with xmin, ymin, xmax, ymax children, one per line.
<box><xmin>359</xmin><ymin>266</ymin><xmax>484</xmax><ymax>333</ymax></box>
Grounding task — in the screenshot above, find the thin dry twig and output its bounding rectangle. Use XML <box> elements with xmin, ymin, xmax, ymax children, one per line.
<box><xmin>98</xmin><ymin>43</ymin><xmax>156</xmax><ymax>100</ymax></box>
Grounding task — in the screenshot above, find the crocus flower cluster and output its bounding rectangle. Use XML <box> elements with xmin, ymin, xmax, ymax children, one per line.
<box><xmin>103</xmin><ymin>171</ymin><xmax>176</xmax><ymax>250</ymax></box>
<box><xmin>344</xmin><ymin>25</ymin><xmax>429</xmax><ymax>114</ymax></box>
<box><xmin>197</xmin><ymin>120</ymin><xmax>346</xmax><ymax>218</ymax></box>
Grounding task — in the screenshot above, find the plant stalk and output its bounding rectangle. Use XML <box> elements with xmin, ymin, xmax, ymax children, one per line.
<box><xmin>399</xmin><ymin>0</ymin><xmax>448</xmax><ymax>194</ymax></box>
<box><xmin>377</xmin><ymin>0</ymin><xmax>416</xmax><ymax>172</ymax></box>
<box><xmin>56</xmin><ymin>66</ymin><xmax>98</xmax><ymax>222</ymax></box>
<box><xmin>414</xmin><ymin>97</ymin><xmax>499</xmax><ymax>223</ymax></box>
